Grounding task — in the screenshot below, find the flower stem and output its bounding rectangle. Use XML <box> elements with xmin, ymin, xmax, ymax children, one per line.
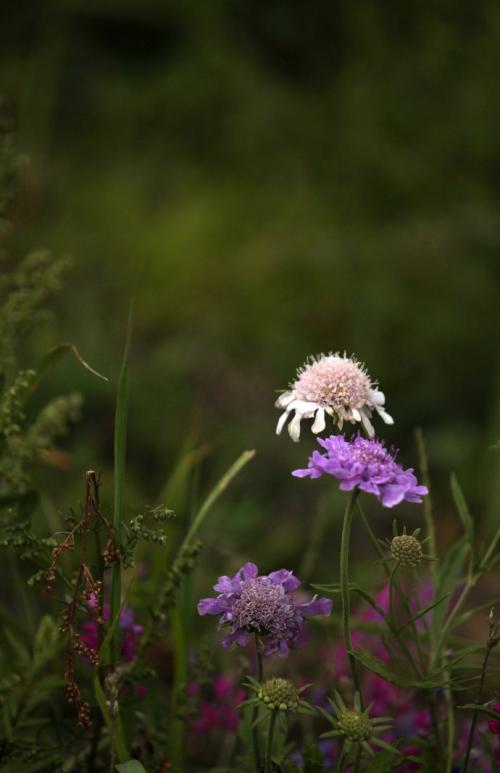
<box><xmin>463</xmin><ymin>642</ymin><xmax>494</xmax><ymax>772</ymax></box>
<box><xmin>336</xmin><ymin>741</ymin><xmax>346</xmax><ymax>773</ymax></box>
<box><xmin>251</xmin><ymin>637</ymin><xmax>263</xmax><ymax>770</ymax></box>
<box><xmin>340</xmin><ymin>490</ymin><xmax>363</xmax><ymax>703</ymax></box>
<box><xmin>264</xmin><ymin>711</ymin><xmax>277</xmax><ymax>773</ymax></box>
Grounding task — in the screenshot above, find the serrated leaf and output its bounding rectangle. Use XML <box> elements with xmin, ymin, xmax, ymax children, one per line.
<box><xmin>451</xmin><ymin>473</ymin><xmax>474</xmax><ymax>544</ymax></box>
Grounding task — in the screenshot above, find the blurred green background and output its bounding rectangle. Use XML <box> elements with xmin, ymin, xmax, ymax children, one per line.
<box><xmin>2</xmin><ymin>0</ymin><xmax>500</xmax><ymax>577</ymax></box>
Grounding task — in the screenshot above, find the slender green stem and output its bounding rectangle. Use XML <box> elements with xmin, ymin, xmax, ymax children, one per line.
<box><xmin>336</xmin><ymin>742</ymin><xmax>346</xmax><ymax>773</ymax></box>
<box><xmin>388</xmin><ymin>564</ymin><xmax>398</xmax><ymax>629</ymax></box>
<box><xmin>264</xmin><ymin>711</ymin><xmax>277</xmax><ymax>773</ymax></box>
<box><xmin>251</xmin><ymin>637</ymin><xmax>263</xmax><ymax>770</ymax></box>
<box><xmin>434</xmin><ymin>577</ymin><xmax>473</xmax><ymax>663</ymax></box>
<box><xmin>415</xmin><ymin>428</ymin><xmax>437</xmax><ymax>578</ymax></box>
<box><xmin>110</xmin><ymin>304</ymin><xmax>133</xmax><ymax>663</ymax></box>
<box><xmin>340</xmin><ymin>490</ymin><xmax>363</xmax><ymax>703</ymax></box>
<box><xmin>463</xmin><ymin>644</ymin><xmax>493</xmax><ymax>772</ymax></box>
<box><xmin>443</xmin><ymin>662</ymin><xmax>454</xmax><ymax>773</ymax></box>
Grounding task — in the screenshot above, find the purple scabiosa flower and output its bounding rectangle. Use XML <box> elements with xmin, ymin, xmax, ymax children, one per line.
<box><xmin>276</xmin><ymin>352</ymin><xmax>393</xmax><ymax>441</ymax></box>
<box><xmin>198</xmin><ymin>563</ymin><xmax>332</xmax><ymax>657</ymax></box>
<box><xmin>293</xmin><ymin>434</ymin><xmax>428</xmax><ymax>508</ymax></box>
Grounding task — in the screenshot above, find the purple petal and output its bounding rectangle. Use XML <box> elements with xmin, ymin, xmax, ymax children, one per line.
<box><xmin>221</xmin><ymin>629</ymin><xmax>250</xmax><ymax>649</ymax></box>
<box><xmin>213</xmin><ymin>575</ymin><xmax>238</xmax><ymax>593</ymax></box>
<box><xmin>299</xmin><ymin>595</ymin><xmax>332</xmax><ymax>617</ymax></box>
<box><xmin>198</xmin><ymin>597</ymin><xmax>229</xmax><ymax>616</ymax></box>
<box><xmin>235</xmin><ymin>562</ymin><xmax>258</xmax><ymax>582</ymax></box>
<box><xmin>292</xmin><ymin>467</ymin><xmax>316</xmax><ymax>478</ymax></box>
<box><xmin>268</xmin><ymin>569</ymin><xmax>300</xmax><ymax>592</ymax></box>
<box><xmin>380</xmin><ymin>484</ymin><xmax>406</xmax><ymax>508</ymax></box>
<box><xmin>278</xmin><ymin>639</ymin><xmax>290</xmax><ymax>657</ymax></box>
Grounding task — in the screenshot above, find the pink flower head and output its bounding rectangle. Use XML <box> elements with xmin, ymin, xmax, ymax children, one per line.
<box><xmin>276</xmin><ymin>352</ymin><xmax>393</xmax><ymax>441</ymax></box>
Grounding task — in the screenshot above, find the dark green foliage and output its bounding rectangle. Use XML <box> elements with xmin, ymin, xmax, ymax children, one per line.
<box><xmin>122</xmin><ymin>504</ymin><xmax>174</xmax><ymax>568</ymax></box>
<box><xmin>155</xmin><ymin>538</ymin><xmax>203</xmax><ymax>619</ymax></box>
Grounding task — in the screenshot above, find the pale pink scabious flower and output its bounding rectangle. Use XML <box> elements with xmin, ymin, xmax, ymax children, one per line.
<box><xmin>275</xmin><ymin>352</ymin><xmax>393</xmax><ymax>442</ymax></box>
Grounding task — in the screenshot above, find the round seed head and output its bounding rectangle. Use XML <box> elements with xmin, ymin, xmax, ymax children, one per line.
<box><xmin>293</xmin><ymin>354</ymin><xmax>373</xmax><ymax>410</ymax></box>
<box><xmin>257</xmin><ymin>678</ymin><xmax>299</xmax><ymax>711</ymax></box>
<box><xmin>337</xmin><ymin>709</ymin><xmax>373</xmax><ymax>742</ymax></box>
<box><xmin>390</xmin><ymin>534</ymin><xmax>423</xmax><ymax>567</ymax></box>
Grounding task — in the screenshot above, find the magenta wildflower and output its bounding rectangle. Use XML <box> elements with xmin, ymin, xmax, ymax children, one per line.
<box><xmin>198</xmin><ymin>562</ymin><xmax>332</xmax><ymax>657</ymax></box>
<box><xmin>80</xmin><ymin>602</ymin><xmax>143</xmax><ymax>662</ymax></box>
<box><xmin>187</xmin><ymin>675</ymin><xmax>245</xmax><ymax>734</ymax></box>
<box><xmin>489</xmin><ymin>702</ymin><xmax>500</xmax><ymax>736</ymax></box>
<box><xmin>293</xmin><ymin>434</ymin><xmax>428</xmax><ymax>508</ymax></box>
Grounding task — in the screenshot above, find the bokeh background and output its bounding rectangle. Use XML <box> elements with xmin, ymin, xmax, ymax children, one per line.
<box><xmin>2</xmin><ymin>0</ymin><xmax>500</xmax><ymax>584</ymax></box>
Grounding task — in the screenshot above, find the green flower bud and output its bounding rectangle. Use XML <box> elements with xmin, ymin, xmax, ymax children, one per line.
<box><xmin>337</xmin><ymin>709</ymin><xmax>373</xmax><ymax>742</ymax></box>
<box><xmin>390</xmin><ymin>534</ymin><xmax>423</xmax><ymax>567</ymax></box>
<box><xmin>257</xmin><ymin>678</ymin><xmax>299</xmax><ymax>712</ymax></box>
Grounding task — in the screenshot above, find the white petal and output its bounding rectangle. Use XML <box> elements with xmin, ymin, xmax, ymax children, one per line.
<box><xmin>275</xmin><ymin>391</ymin><xmax>295</xmax><ymax>408</ymax></box>
<box><xmin>276</xmin><ymin>411</ymin><xmax>290</xmax><ymax>435</ymax></box>
<box><xmin>311</xmin><ymin>408</ymin><xmax>326</xmax><ymax>434</ymax></box>
<box><xmin>351</xmin><ymin>408</ymin><xmax>362</xmax><ymax>422</ymax></box>
<box><xmin>370</xmin><ymin>389</ymin><xmax>385</xmax><ymax>406</ymax></box>
<box><xmin>288</xmin><ymin>412</ymin><xmax>302</xmax><ymax>442</ymax></box>
<box><xmin>360</xmin><ymin>410</ymin><xmax>375</xmax><ymax>437</ymax></box>
<box><xmin>289</xmin><ymin>399</ymin><xmax>320</xmax><ymax>415</ymax></box>
<box><xmin>375</xmin><ymin>405</ymin><xmax>394</xmax><ymax>425</ymax></box>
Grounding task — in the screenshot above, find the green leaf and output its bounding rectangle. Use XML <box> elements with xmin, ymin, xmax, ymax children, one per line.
<box><xmin>457</xmin><ymin>703</ymin><xmax>500</xmax><ymax>720</ymax></box>
<box><xmin>348</xmin><ymin>650</ymin><xmax>442</xmax><ymax>689</ymax></box>
<box><xmin>312</xmin><ymin>583</ymin><xmax>386</xmax><ymax>620</ymax></box>
<box><xmin>395</xmin><ymin>594</ymin><xmax>450</xmax><ymax>633</ymax></box>
<box><xmin>115</xmin><ymin>762</ymin><xmax>147</xmax><ymax>773</ymax></box>
<box><xmin>450</xmin><ymin>473</ymin><xmax>474</xmax><ymax>544</ymax></box>
<box><xmin>182</xmin><ymin>449</ymin><xmax>256</xmax><ymax>547</ymax></box>
<box><xmin>34</xmin><ymin>342</ymin><xmax>108</xmax><ymax>386</ymax></box>
<box><xmin>301</xmin><ymin>742</ymin><xmax>325</xmax><ymax>772</ymax></box>
<box><xmin>363</xmin><ymin>749</ymin><xmax>400</xmax><ymax>772</ymax></box>
<box><xmin>431</xmin><ymin>537</ymin><xmax>469</xmax><ymax>643</ymax></box>
<box><xmin>32</xmin><ymin>614</ymin><xmax>61</xmax><ymax>671</ymax></box>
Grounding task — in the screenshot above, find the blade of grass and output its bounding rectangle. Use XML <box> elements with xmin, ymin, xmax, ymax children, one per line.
<box><xmin>168</xmin><ymin>449</ymin><xmax>255</xmax><ymax>773</ymax></box>
<box><xmin>110</xmin><ymin>303</ymin><xmax>133</xmax><ymax>663</ymax></box>
<box><xmin>182</xmin><ymin>449</ymin><xmax>255</xmax><ymax>549</ymax></box>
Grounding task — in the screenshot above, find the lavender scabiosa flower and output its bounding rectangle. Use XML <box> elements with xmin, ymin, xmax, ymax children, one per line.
<box><xmin>293</xmin><ymin>435</ymin><xmax>428</xmax><ymax>508</ymax></box>
<box><xmin>275</xmin><ymin>352</ymin><xmax>393</xmax><ymax>441</ymax></box>
<box><xmin>198</xmin><ymin>563</ymin><xmax>332</xmax><ymax>657</ymax></box>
